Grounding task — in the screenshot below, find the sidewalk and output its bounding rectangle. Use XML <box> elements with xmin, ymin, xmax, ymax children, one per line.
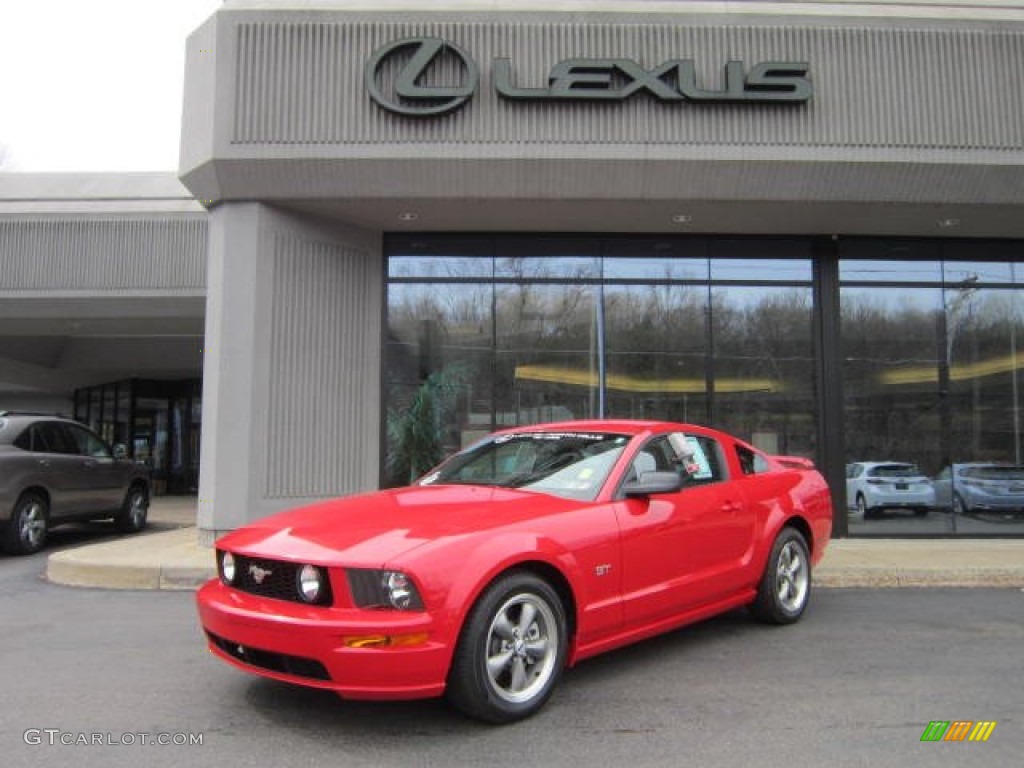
<box><xmin>44</xmin><ymin>497</ymin><xmax>1024</xmax><ymax>590</ymax></box>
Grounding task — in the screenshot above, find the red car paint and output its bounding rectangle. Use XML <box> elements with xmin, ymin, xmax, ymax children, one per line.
<box><xmin>197</xmin><ymin>420</ymin><xmax>832</xmax><ymax>709</ymax></box>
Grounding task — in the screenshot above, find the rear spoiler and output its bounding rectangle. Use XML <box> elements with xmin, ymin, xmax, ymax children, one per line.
<box><xmin>773</xmin><ymin>455</ymin><xmax>816</xmax><ymax>470</ymax></box>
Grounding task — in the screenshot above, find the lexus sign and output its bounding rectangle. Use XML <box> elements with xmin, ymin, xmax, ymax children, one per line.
<box><xmin>366</xmin><ymin>37</ymin><xmax>812</xmax><ymax>116</ymax></box>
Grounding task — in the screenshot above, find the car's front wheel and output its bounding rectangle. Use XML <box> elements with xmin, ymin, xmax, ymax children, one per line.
<box><xmin>4</xmin><ymin>492</ymin><xmax>49</xmax><ymax>555</ymax></box>
<box><xmin>115</xmin><ymin>485</ymin><xmax>149</xmax><ymax>533</ymax></box>
<box><xmin>447</xmin><ymin>571</ymin><xmax>568</xmax><ymax>724</ymax></box>
<box><xmin>750</xmin><ymin>527</ymin><xmax>811</xmax><ymax>625</ymax></box>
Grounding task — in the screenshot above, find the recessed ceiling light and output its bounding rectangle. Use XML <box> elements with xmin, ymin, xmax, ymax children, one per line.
<box><xmin>938</xmin><ymin>218</ymin><xmax>960</xmax><ymax>228</ymax></box>
<box><xmin>398</xmin><ymin>212</ymin><xmax>419</xmax><ymax>222</ymax></box>
<box><xmin>671</xmin><ymin>214</ymin><xmax>692</xmax><ymax>224</ymax></box>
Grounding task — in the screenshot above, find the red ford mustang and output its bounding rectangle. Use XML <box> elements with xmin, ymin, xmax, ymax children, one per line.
<box><xmin>197</xmin><ymin>420</ymin><xmax>833</xmax><ymax>723</ymax></box>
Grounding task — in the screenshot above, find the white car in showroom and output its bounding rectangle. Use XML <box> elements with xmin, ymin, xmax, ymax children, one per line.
<box><xmin>846</xmin><ymin>461</ymin><xmax>935</xmax><ymax>519</ymax></box>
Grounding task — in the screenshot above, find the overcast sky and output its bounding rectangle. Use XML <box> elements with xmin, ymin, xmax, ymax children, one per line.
<box><xmin>0</xmin><ymin>0</ymin><xmax>222</xmax><ymax>173</ymax></box>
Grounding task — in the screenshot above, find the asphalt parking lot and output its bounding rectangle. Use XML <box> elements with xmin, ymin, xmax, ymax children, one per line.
<box><xmin>2</xmin><ymin>545</ymin><xmax>1021</xmax><ymax>768</ymax></box>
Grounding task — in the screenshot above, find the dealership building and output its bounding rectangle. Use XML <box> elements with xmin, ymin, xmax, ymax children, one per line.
<box><xmin>3</xmin><ymin>0</ymin><xmax>1024</xmax><ymax>541</ymax></box>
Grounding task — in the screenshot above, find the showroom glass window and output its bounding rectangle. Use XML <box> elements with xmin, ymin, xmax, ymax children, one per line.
<box><xmin>384</xmin><ymin>235</ymin><xmax>814</xmax><ymax>488</ymax></box>
<box><xmin>839</xmin><ymin>239</ymin><xmax>1024</xmax><ymax>536</ymax></box>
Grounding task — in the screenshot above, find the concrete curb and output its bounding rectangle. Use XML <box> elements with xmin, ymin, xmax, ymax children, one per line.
<box><xmin>815</xmin><ymin>538</ymin><xmax>1024</xmax><ymax>588</ymax></box>
<box><xmin>45</xmin><ymin>527</ymin><xmax>216</xmax><ymax>590</ymax></box>
<box><xmin>816</xmin><ymin>568</ymin><xmax>1024</xmax><ymax>588</ymax></box>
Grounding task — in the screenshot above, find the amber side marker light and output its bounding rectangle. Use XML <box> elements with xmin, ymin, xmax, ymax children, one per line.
<box><xmin>343</xmin><ymin>633</ymin><xmax>430</xmax><ymax>649</ymax></box>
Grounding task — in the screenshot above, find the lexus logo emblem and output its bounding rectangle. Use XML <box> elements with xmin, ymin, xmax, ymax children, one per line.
<box><xmin>365</xmin><ymin>37</ymin><xmax>479</xmax><ymax>116</ymax></box>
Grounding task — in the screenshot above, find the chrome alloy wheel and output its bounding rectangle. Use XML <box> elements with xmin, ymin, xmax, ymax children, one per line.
<box><xmin>484</xmin><ymin>592</ymin><xmax>559</xmax><ymax>704</ymax></box>
<box><xmin>18</xmin><ymin>500</ymin><xmax>47</xmax><ymax>550</ymax></box>
<box><xmin>775</xmin><ymin>539</ymin><xmax>809</xmax><ymax>614</ymax></box>
<box><xmin>127</xmin><ymin>491</ymin><xmax>147</xmax><ymax>527</ymax></box>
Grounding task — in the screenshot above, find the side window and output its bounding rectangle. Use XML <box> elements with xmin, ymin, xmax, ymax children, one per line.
<box><xmin>628</xmin><ymin>433</ymin><xmax>726</xmax><ymax>486</ymax></box>
<box><xmin>737</xmin><ymin>445</ymin><xmax>771</xmax><ymax>475</ymax></box>
<box><xmin>681</xmin><ymin>434</ymin><xmax>725</xmax><ymax>484</ymax></box>
<box><xmin>737</xmin><ymin>445</ymin><xmax>756</xmax><ymax>475</ymax></box>
<box><xmin>627</xmin><ymin>437</ymin><xmax>673</xmax><ymax>482</ymax></box>
<box><xmin>13</xmin><ymin>427</ymin><xmax>32</xmax><ymax>451</ymax></box>
<box><xmin>19</xmin><ymin>422</ymin><xmax>72</xmax><ymax>454</ymax></box>
<box><xmin>65</xmin><ymin>424</ymin><xmax>111</xmax><ymax>458</ymax></box>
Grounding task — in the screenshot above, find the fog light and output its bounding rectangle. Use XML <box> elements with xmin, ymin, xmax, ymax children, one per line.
<box><xmin>297</xmin><ymin>564</ymin><xmax>323</xmax><ymax>603</ymax></box>
<box><xmin>220</xmin><ymin>552</ymin><xmax>236</xmax><ymax>584</ymax></box>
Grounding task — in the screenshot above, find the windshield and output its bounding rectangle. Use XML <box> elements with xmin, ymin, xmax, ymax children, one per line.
<box><xmin>419</xmin><ymin>431</ymin><xmax>631</xmax><ymax>501</ymax></box>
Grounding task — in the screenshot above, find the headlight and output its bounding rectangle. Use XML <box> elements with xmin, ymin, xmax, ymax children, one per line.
<box><xmin>384</xmin><ymin>571</ymin><xmax>417</xmax><ymax>610</ymax></box>
<box><xmin>220</xmin><ymin>551</ymin><xmax>236</xmax><ymax>584</ymax></box>
<box><xmin>296</xmin><ymin>563</ymin><xmax>325</xmax><ymax>604</ymax></box>
<box><xmin>347</xmin><ymin>569</ymin><xmax>425</xmax><ymax>611</ymax></box>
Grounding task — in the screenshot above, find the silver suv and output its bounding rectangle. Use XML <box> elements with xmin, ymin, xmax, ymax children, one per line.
<box><xmin>0</xmin><ymin>412</ymin><xmax>151</xmax><ymax>555</ymax></box>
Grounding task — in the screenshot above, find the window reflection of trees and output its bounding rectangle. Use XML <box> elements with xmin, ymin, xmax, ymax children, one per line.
<box><xmin>386</xmin><ymin>274</ymin><xmax>819</xmax><ymax>483</ymax></box>
<box><xmin>711</xmin><ymin>287</ymin><xmax>814</xmax><ymax>457</ymax></box>
<box><xmin>840</xmin><ymin>283</ymin><xmax>1024</xmax><ymax>477</ymax></box>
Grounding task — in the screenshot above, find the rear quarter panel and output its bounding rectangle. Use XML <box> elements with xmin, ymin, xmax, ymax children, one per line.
<box><xmin>749</xmin><ymin>466</ymin><xmax>833</xmax><ymax>571</ymax></box>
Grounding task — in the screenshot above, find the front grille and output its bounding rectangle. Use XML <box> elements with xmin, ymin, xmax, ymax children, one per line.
<box><xmin>225</xmin><ymin>553</ymin><xmax>333</xmax><ymax>606</ymax></box>
<box><xmin>206</xmin><ymin>631</ymin><xmax>330</xmax><ymax>681</ymax></box>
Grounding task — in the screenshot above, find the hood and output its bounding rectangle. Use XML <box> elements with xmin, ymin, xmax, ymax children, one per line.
<box><xmin>217</xmin><ymin>484</ymin><xmax>578</xmax><ymax>567</ymax></box>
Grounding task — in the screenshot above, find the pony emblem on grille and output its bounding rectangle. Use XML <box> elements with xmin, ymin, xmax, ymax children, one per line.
<box><xmin>249</xmin><ymin>564</ymin><xmax>273</xmax><ymax>584</ymax></box>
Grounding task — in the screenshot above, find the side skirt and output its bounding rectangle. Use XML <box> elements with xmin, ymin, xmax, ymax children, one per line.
<box><xmin>569</xmin><ymin>588</ymin><xmax>757</xmax><ymax>665</ymax></box>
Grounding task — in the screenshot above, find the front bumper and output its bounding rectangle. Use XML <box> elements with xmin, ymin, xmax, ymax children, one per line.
<box><xmin>196</xmin><ymin>579</ymin><xmax>452</xmax><ymax>700</ymax></box>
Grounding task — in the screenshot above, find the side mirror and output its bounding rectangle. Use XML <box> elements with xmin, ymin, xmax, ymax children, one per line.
<box><xmin>623</xmin><ymin>471</ymin><xmax>684</xmax><ymax>497</ymax></box>
<box><xmin>112</xmin><ymin>443</ymin><xmax>127</xmax><ymax>460</ymax></box>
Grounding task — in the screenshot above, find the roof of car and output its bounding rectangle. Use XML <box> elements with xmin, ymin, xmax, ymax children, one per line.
<box><xmin>493</xmin><ymin>419</ymin><xmax>716</xmax><ymax>438</ymax></box>
<box><xmin>0</xmin><ymin>413</ymin><xmax>78</xmax><ymax>444</ymax></box>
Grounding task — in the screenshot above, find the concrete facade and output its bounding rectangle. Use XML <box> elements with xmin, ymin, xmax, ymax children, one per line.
<box><xmin>4</xmin><ymin>3</ymin><xmax>1024</xmax><ymax>540</ymax></box>
<box><xmin>197</xmin><ymin>203</ymin><xmax>380</xmax><ymax>541</ymax></box>
<box><xmin>176</xmin><ymin>1</ymin><xmax>1024</xmax><ymax>538</ymax></box>
<box><xmin>0</xmin><ymin>174</ymin><xmax>207</xmax><ymax>413</ymax></box>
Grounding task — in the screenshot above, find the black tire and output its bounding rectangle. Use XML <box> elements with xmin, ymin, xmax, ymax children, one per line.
<box><xmin>856</xmin><ymin>494</ymin><xmax>877</xmax><ymax>520</ymax></box>
<box><xmin>749</xmin><ymin>527</ymin><xmax>812</xmax><ymax>625</ymax></box>
<box><xmin>4</xmin><ymin>492</ymin><xmax>49</xmax><ymax>555</ymax></box>
<box><xmin>115</xmin><ymin>485</ymin><xmax>149</xmax><ymax>533</ymax></box>
<box><xmin>914</xmin><ymin>508</ymin><xmax>929</xmax><ymax>517</ymax></box>
<box><xmin>447</xmin><ymin>571</ymin><xmax>568</xmax><ymax>724</ymax></box>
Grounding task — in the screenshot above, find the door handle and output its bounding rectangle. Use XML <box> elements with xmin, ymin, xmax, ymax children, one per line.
<box><xmin>721</xmin><ymin>501</ymin><xmax>743</xmax><ymax>515</ymax></box>
<box><xmin>37</xmin><ymin>459</ymin><xmax>51</xmax><ymax>468</ymax></box>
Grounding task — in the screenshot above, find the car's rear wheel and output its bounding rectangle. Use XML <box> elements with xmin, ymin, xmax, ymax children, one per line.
<box><xmin>750</xmin><ymin>527</ymin><xmax>811</xmax><ymax>625</ymax></box>
<box><xmin>4</xmin><ymin>492</ymin><xmax>49</xmax><ymax>555</ymax></box>
<box><xmin>447</xmin><ymin>571</ymin><xmax>567</xmax><ymax>724</ymax></box>
<box><xmin>856</xmin><ymin>494</ymin><xmax>872</xmax><ymax>520</ymax></box>
<box><xmin>115</xmin><ymin>485</ymin><xmax>149</xmax><ymax>533</ymax></box>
